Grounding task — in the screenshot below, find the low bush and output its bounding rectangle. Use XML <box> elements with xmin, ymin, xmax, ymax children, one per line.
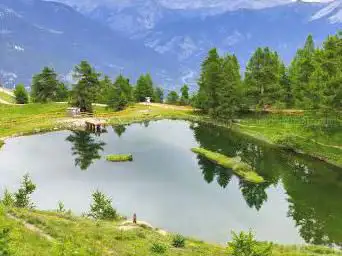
<box><xmin>172</xmin><ymin>234</ymin><xmax>186</xmax><ymax>248</ymax></box>
<box><xmin>150</xmin><ymin>243</ymin><xmax>167</xmax><ymax>254</ymax></box>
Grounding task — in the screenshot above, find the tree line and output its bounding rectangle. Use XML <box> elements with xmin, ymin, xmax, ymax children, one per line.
<box><xmin>13</xmin><ymin>32</ymin><xmax>341</xmax><ymax>118</ymax></box>
<box><xmin>13</xmin><ymin>61</ymin><xmax>190</xmax><ymax>112</ymax></box>
<box><xmin>193</xmin><ymin>32</ymin><xmax>341</xmax><ymax>119</ymax></box>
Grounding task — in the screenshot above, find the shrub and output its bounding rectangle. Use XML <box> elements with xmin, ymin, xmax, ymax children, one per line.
<box><xmin>172</xmin><ymin>234</ymin><xmax>186</xmax><ymax>248</ymax></box>
<box><xmin>0</xmin><ymin>228</ymin><xmax>11</xmax><ymax>256</ymax></box>
<box><xmin>88</xmin><ymin>190</ymin><xmax>118</xmax><ymax>220</ymax></box>
<box><xmin>57</xmin><ymin>201</ymin><xmax>65</xmax><ymax>213</ymax></box>
<box><xmin>228</xmin><ymin>231</ymin><xmax>272</xmax><ymax>256</ymax></box>
<box><xmin>14</xmin><ymin>84</ymin><xmax>29</xmax><ymax>104</ymax></box>
<box><xmin>1</xmin><ymin>189</ymin><xmax>14</xmax><ymax>207</ymax></box>
<box><xmin>14</xmin><ymin>174</ymin><xmax>36</xmax><ymax>208</ymax></box>
<box><xmin>150</xmin><ymin>243</ymin><xmax>167</xmax><ymax>254</ymax></box>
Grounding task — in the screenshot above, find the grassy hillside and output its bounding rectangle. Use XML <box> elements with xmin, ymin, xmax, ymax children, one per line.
<box><xmin>0</xmin><ymin>91</ymin><xmax>15</xmax><ymax>104</ymax></box>
<box><xmin>1</xmin><ymin>206</ymin><xmax>340</xmax><ymax>256</ymax></box>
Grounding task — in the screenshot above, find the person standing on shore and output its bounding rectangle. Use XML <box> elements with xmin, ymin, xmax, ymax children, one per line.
<box><xmin>133</xmin><ymin>213</ymin><xmax>137</xmax><ymax>224</ymax></box>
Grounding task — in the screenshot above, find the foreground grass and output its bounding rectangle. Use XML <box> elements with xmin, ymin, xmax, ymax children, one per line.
<box><xmin>191</xmin><ymin>147</ymin><xmax>265</xmax><ymax>183</ymax></box>
<box><xmin>106</xmin><ymin>154</ymin><xmax>133</xmax><ymax>162</ymax></box>
<box><xmin>0</xmin><ymin>206</ymin><xmax>340</xmax><ymax>256</ymax></box>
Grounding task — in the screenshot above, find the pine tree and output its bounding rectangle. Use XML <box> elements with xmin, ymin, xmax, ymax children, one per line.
<box><xmin>71</xmin><ymin>61</ymin><xmax>101</xmax><ymax>112</ymax></box>
<box><xmin>167</xmin><ymin>91</ymin><xmax>179</xmax><ymax>105</ymax></box>
<box><xmin>215</xmin><ymin>54</ymin><xmax>241</xmax><ymax>119</ymax></box>
<box><xmin>107</xmin><ymin>75</ymin><xmax>132</xmax><ymax>111</ymax></box>
<box><xmin>289</xmin><ymin>35</ymin><xmax>316</xmax><ymax>108</ymax></box>
<box><xmin>134</xmin><ymin>74</ymin><xmax>154</xmax><ymax>102</ymax></box>
<box><xmin>180</xmin><ymin>84</ymin><xmax>190</xmax><ymax>105</ymax></box>
<box><xmin>197</xmin><ymin>48</ymin><xmax>222</xmax><ymax>113</ymax></box>
<box><xmin>154</xmin><ymin>87</ymin><xmax>164</xmax><ymax>103</ymax></box>
<box><xmin>31</xmin><ymin>67</ymin><xmax>61</xmax><ymax>102</ymax></box>
<box><xmin>244</xmin><ymin>47</ymin><xmax>283</xmax><ymax>108</ymax></box>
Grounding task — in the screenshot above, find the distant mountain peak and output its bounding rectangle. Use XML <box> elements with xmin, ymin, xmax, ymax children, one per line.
<box><xmin>310</xmin><ymin>0</ymin><xmax>342</xmax><ymax>23</ymax></box>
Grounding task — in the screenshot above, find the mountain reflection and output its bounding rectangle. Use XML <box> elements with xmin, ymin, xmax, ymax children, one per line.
<box><xmin>66</xmin><ymin>131</ymin><xmax>106</xmax><ymax>170</ymax></box>
<box><xmin>191</xmin><ymin>122</ymin><xmax>342</xmax><ymax>246</ymax></box>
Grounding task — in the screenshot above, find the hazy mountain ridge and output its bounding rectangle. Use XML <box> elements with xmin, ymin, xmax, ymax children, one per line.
<box><xmin>0</xmin><ymin>0</ymin><xmax>175</xmax><ymax>87</ymax></box>
<box><xmin>0</xmin><ymin>0</ymin><xmax>340</xmax><ymax>89</ymax></box>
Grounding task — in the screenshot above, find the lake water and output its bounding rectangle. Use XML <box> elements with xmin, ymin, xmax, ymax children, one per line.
<box><xmin>0</xmin><ymin>120</ymin><xmax>342</xmax><ymax>245</ymax></box>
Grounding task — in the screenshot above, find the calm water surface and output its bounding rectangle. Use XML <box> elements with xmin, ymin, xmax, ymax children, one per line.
<box><xmin>0</xmin><ymin>120</ymin><xmax>341</xmax><ymax>245</ymax></box>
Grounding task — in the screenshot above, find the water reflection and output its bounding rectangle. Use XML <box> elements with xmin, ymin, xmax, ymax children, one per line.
<box><xmin>113</xmin><ymin>125</ymin><xmax>127</xmax><ymax>137</ymax></box>
<box><xmin>66</xmin><ymin>131</ymin><xmax>106</xmax><ymax>170</ymax></box>
<box><xmin>191</xmin><ymin>122</ymin><xmax>342</xmax><ymax>246</ymax></box>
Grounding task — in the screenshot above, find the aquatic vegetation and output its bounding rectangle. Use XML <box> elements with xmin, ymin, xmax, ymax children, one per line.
<box><xmin>191</xmin><ymin>147</ymin><xmax>265</xmax><ymax>184</ymax></box>
<box><xmin>106</xmin><ymin>154</ymin><xmax>133</xmax><ymax>162</ymax></box>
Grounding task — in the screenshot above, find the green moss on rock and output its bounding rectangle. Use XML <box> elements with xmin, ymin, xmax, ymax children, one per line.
<box><xmin>191</xmin><ymin>147</ymin><xmax>265</xmax><ymax>184</ymax></box>
<box><xmin>106</xmin><ymin>154</ymin><xmax>133</xmax><ymax>162</ymax></box>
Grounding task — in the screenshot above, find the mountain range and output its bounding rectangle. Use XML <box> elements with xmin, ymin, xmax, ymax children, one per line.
<box><xmin>0</xmin><ymin>0</ymin><xmax>341</xmax><ymax>90</ymax></box>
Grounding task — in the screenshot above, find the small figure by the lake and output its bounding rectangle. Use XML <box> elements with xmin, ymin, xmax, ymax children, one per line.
<box><xmin>133</xmin><ymin>213</ymin><xmax>137</xmax><ymax>224</ymax></box>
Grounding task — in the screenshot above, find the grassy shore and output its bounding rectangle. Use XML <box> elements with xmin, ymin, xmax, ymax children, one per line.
<box><xmin>0</xmin><ymin>91</ymin><xmax>15</xmax><ymax>104</ymax></box>
<box><xmin>0</xmin><ymin>102</ymin><xmax>341</xmax><ymax>168</ymax></box>
<box><xmin>1</xmin><ymin>206</ymin><xmax>340</xmax><ymax>256</ymax></box>
<box><xmin>191</xmin><ymin>147</ymin><xmax>265</xmax><ymax>183</ymax></box>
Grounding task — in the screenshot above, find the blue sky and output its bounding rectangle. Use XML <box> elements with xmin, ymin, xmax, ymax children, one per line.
<box><xmin>53</xmin><ymin>0</ymin><xmax>335</xmax><ymax>11</ymax></box>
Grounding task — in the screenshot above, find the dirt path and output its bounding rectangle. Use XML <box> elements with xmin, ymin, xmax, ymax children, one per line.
<box><xmin>7</xmin><ymin>213</ymin><xmax>55</xmax><ymax>242</ymax></box>
<box><xmin>138</xmin><ymin>102</ymin><xmax>193</xmax><ymax>111</ymax></box>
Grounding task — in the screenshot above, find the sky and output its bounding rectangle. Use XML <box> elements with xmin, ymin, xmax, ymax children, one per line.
<box><xmin>53</xmin><ymin>0</ymin><xmax>336</xmax><ymax>11</ymax></box>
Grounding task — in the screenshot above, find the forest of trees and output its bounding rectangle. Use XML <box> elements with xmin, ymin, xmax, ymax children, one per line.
<box><xmin>16</xmin><ymin>32</ymin><xmax>341</xmax><ymax>118</ymax></box>
<box><xmin>193</xmin><ymin>32</ymin><xmax>341</xmax><ymax>119</ymax></box>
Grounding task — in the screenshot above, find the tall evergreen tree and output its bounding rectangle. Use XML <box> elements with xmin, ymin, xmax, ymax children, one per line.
<box><xmin>134</xmin><ymin>74</ymin><xmax>154</xmax><ymax>102</ymax></box>
<box><xmin>215</xmin><ymin>54</ymin><xmax>242</xmax><ymax>119</ymax></box>
<box><xmin>166</xmin><ymin>91</ymin><xmax>179</xmax><ymax>105</ymax></box>
<box><xmin>244</xmin><ymin>47</ymin><xmax>283</xmax><ymax>108</ymax></box>
<box><xmin>289</xmin><ymin>35</ymin><xmax>317</xmax><ymax>108</ymax></box>
<box><xmin>71</xmin><ymin>61</ymin><xmax>101</xmax><ymax>112</ymax></box>
<box><xmin>180</xmin><ymin>84</ymin><xmax>190</xmax><ymax>105</ymax></box>
<box><xmin>197</xmin><ymin>48</ymin><xmax>222</xmax><ymax>113</ymax></box>
<box><xmin>154</xmin><ymin>87</ymin><xmax>164</xmax><ymax>103</ymax></box>
<box><xmin>31</xmin><ymin>67</ymin><xmax>61</xmax><ymax>102</ymax></box>
<box><xmin>107</xmin><ymin>75</ymin><xmax>132</xmax><ymax>111</ymax></box>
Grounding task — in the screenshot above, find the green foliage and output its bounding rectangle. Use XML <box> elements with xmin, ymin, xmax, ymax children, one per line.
<box><xmin>180</xmin><ymin>84</ymin><xmax>190</xmax><ymax>105</ymax></box>
<box><xmin>0</xmin><ymin>228</ymin><xmax>11</xmax><ymax>256</ymax></box>
<box><xmin>55</xmin><ymin>83</ymin><xmax>69</xmax><ymax>102</ymax></box>
<box><xmin>71</xmin><ymin>61</ymin><xmax>101</xmax><ymax>112</ymax></box>
<box><xmin>106</xmin><ymin>154</ymin><xmax>133</xmax><ymax>162</ymax></box>
<box><xmin>31</xmin><ymin>67</ymin><xmax>63</xmax><ymax>103</ymax></box>
<box><xmin>150</xmin><ymin>243</ymin><xmax>167</xmax><ymax>254</ymax></box>
<box><xmin>14</xmin><ymin>174</ymin><xmax>36</xmax><ymax>208</ymax></box>
<box><xmin>154</xmin><ymin>87</ymin><xmax>164</xmax><ymax>103</ymax></box>
<box><xmin>13</xmin><ymin>84</ymin><xmax>29</xmax><ymax>104</ymax></box>
<box><xmin>196</xmin><ymin>48</ymin><xmax>242</xmax><ymax>119</ymax></box>
<box><xmin>228</xmin><ymin>231</ymin><xmax>272</xmax><ymax>256</ymax></box>
<box><xmin>57</xmin><ymin>201</ymin><xmax>65</xmax><ymax>213</ymax></box>
<box><xmin>166</xmin><ymin>91</ymin><xmax>179</xmax><ymax>105</ymax></box>
<box><xmin>245</xmin><ymin>47</ymin><xmax>283</xmax><ymax>107</ymax></box>
<box><xmin>1</xmin><ymin>189</ymin><xmax>14</xmax><ymax>207</ymax></box>
<box><xmin>106</xmin><ymin>75</ymin><xmax>132</xmax><ymax>111</ymax></box>
<box><xmin>172</xmin><ymin>234</ymin><xmax>186</xmax><ymax>248</ymax></box>
<box><xmin>88</xmin><ymin>190</ymin><xmax>118</xmax><ymax>220</ymax></box>
<box><xmin>135</xmin><ymin>74</ymin><xmax>155</xmax><ymax>102</ymax></box>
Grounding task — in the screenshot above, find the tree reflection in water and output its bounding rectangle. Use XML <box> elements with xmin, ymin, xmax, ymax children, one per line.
<box><xmin>66</xmin><ymin>131</ymin><xmax>106</xmax><ymax>170</ymax></box>
<box><xmin>191</xmin><ymin>122</ymin><xmax>342</xmax><ymax>246</ymax></box>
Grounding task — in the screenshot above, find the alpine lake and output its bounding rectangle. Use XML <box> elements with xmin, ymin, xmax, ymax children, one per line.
<box><xmin>1</xmin><ymin>120</ymin><xmax>341</xmax><ymax>246</ymax></box>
